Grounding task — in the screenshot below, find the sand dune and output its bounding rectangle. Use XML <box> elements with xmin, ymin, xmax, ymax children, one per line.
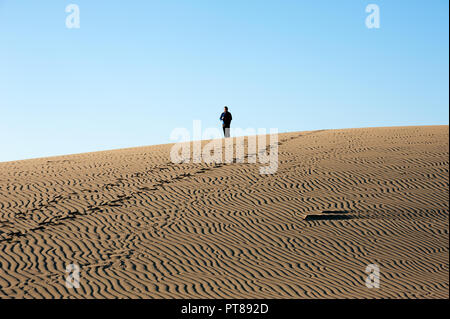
<box><xmin>0</xmin><ymin>125</ymin><xmax>448</xmax><ymax>298</ymax></box>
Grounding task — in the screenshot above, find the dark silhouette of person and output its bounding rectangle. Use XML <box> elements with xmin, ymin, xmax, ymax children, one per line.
<box><xmin>220</xmin><ymin>106</ymin><xmax>232</xmax><ymax>138</ymax></box>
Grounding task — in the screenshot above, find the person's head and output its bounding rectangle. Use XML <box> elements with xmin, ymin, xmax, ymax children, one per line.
<box><xmin>224</xmin><ymin>106</ymin><xmax>228</xmax><ymax>112</ymax></box>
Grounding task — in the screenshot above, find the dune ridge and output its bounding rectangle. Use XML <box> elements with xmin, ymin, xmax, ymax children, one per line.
<box><xmin>0</xmin><ymin>125</ymin><xmax>448</xmax><ymax>298</ymax></box>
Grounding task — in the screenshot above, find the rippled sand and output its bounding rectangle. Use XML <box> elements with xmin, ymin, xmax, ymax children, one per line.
<box><xmin>0</xmin><ymin>125</ymin><xmax>448</xmax><ymax>298</ymax></box>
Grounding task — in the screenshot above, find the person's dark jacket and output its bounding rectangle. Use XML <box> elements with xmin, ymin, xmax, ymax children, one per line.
<box><xmin>220</xmin><ymin>112</ymin><xmax>232</xmax><ymax>127</ymax></box>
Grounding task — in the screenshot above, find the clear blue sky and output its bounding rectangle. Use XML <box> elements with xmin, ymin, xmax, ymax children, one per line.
<box><xmin>0</xmin><ymin>0</ymin><xmax>448</xmax><ymax>162</ymax></box>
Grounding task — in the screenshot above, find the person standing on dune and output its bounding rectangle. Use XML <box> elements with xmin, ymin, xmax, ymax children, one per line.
<box><xmin>220</xmin><ymin>106</ymin><xmax>232</xmax><ymax>138</ymax></box>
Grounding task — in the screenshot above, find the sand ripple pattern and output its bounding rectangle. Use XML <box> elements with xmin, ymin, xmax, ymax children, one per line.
<box><xmin>0</xmin><ymin>126</ymin><xmax>448</xmax><ymax>298</ymax></box>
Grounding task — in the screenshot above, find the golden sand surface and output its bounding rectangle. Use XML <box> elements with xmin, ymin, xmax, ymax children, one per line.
<box><xmin>0</xmin><ymin>125</ymin><xmax>448</xmax><ymax>298</ymax></box>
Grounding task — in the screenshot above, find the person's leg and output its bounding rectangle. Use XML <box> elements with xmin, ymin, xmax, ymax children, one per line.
<box><xmin>224</xmin><ymin>126</ymin><xmax>230</xmax><ymax>138</ymax></box>
<box><xmin>223</xmin><ymin>125</ymin><xmax>226</xmax><ymax>137</ymax></box>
